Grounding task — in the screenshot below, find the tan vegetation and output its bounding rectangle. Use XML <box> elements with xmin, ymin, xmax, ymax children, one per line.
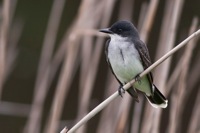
<box><xmin>0</xmin><ymin>0</ymin><xmax>199</xmax><ymax>133</ymax></box>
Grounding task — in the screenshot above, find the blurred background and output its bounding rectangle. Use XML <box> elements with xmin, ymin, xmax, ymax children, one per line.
<box><xmin>0</xmin><ymin>0</ymin><xmax>200</xmax><ymax>133</ymax></box>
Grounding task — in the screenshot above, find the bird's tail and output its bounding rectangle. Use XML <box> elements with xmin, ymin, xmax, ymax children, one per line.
<box><xmin>145</xmin><ymin>84</ymin><xmax>168</xmax><ymax>108</ymax></box>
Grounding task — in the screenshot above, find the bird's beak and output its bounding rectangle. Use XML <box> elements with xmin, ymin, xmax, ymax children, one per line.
<box><xmin>99</xmin><ymin>28</ymin><xmax>113</xmax><ymax>34</ymax></box>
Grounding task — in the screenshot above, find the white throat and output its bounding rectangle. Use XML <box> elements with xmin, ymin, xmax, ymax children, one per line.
<box><xmin>109</xmin><ymin>34</ymin><xmax>128</xmax><ymax>43</ymax></box>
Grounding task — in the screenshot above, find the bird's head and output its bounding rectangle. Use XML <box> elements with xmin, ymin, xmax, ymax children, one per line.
<box><xmin>99</xmin><ymin>20</ymin><xmax>139</xmax><ymax>38</ymax></box>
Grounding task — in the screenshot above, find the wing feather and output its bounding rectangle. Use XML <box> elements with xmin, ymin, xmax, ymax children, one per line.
<box><xmin>133</xmin><ymin>39</ymin><xmax>153</xmax><ymax>82</ymax></box>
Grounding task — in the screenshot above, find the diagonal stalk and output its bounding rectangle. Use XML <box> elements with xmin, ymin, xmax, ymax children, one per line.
<box><xmin>65</xmin><ymin>29</ymin><xmax>200</xmax><ymax>133</ymax></box>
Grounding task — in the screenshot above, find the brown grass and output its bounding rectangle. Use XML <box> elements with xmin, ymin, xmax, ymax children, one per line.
<box><xmin>0</xmin><ymin>0</ymin><xmax>200</xmax><ymax>133</ymax></box>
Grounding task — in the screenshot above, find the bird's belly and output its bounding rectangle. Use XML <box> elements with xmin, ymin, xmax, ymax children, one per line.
<box><xmin>109</xmin><ymin>55</ymin><xmax>151</xmax><ymax>94</ymax></box>
<box><xmin>107</xmin><ymin>39</ymin><xmax>151</xmax><ymax>94</ymax></box>
<box><xmin>109</xmin><ymin>52</ymin><xmax>144</xmax><ymax>84</ymax></box>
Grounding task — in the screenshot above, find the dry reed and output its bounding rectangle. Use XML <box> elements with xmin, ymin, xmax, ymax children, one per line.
<box><xmin>0</xmin><ymin>1</ymin><xmax>200</xmax><ymax>133</ymax></box>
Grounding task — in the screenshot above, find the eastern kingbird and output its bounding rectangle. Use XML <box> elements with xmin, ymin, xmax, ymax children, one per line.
<box><xmin>100</xmin><ymin>20</ymin><xmax>168</xmax><ymax>108</ymax></box>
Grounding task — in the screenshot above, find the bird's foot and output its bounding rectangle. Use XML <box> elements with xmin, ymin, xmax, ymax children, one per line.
<box><xmin>118</xmin><ymin>85</ymin><xmax>125</xmax><ymax>97</ymax></box>
<box><xmin>135</xmin><ymin>74</ymin><xmax>141</xmax><ymax>85</ymax></box>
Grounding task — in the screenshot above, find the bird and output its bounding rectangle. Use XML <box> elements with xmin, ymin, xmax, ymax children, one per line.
<box><xmin>99</xmin><ymin>20</ymin><xmax>168</xmax><ymax>108</ymax></box>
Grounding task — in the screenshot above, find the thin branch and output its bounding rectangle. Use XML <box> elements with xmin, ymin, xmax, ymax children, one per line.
<box><xmin>96</xmin><ymin>72</ymin><xmax>120</xmax><ymax>133</ymax></box>
<box><xmin>130</xmin><ymin>97</ymin><xmax>144</xmax><ymax>133</ymax></box>
<box><xmin>143</xmin><ymin>0</ymin><xmax>184</xmax><ymax>132</ymax></box>
<box><xmin>65</xmin><ymin>29</ymin><xmax>200</xmax><ymax>133</ymax></box>
<box><xmin>188</xmin><ymin>88</ymin><xmax>200</xmax><ymax>133</ymax></box>
<box><xmin>115</xmin><ymin>96</ymin><xmax>132</xmax><ymax>133</ymax></box>
<box><xmin>168</xmin><ymin>17</ymin><xmax>198</xmax><ymax>133</ymax></box>
<box><xmin>166</xmin><ymin>21</ymin><xmax>199</xmax><ymax>94</ymax></box>
<box><xmin>60</xmin><ymin>127</ymin><xmax>68</xmax><ymax>133</ymax></box>
<box><xmin>140</xmin><ymin>0</ymin><xmax>158</xmax><ymax>41</ymax></box>
<box><xmin>137</xmin><ymin>2</ymin><xmax>148</xmax><ymax>31</ymax></box>
<box><xmin>0</xmin><ymin>0</ymin><xmax>10</xmax><ymax>99</ymax></box>
<box><xmin>76</xmin><ymin>0</ymin><xmax>116</xmax><ymax>132</ymax></box>
<box><xmin>4</xmin><ymin>0</ymin><xmax>19</xmax><ymax>79</ymax></box>
<box><xmin>44</xmin><ymin>0</ymin><xmax>108</xmax><ymax>132</ymax></box>
<box><xmin>44</xmin><ymin>32</ymin><xmax>80</xmax><ymax>133</ymax></box>
<box><xmin>187</xmin><ymin>50</ymin><xmax>200</xmax><ymax>89</ymax></box>
<box><xmin>5</xmin><ymin>19</ymin><xmax>24</xmax><ymax>80</ymax></box>
<box><xmin>23</xmin><ymin>0</ymin><xmax>66</xmax><ymax>132</ymax></box>
<box><xmin>165</xmin><ymin>57</ymin><xmax>184</xmax><ymax>94</ymax></box>
<box><xmin>0</xmin><ymin>101</ymin><xmax>30</xmax><ymax>117</ymax></box>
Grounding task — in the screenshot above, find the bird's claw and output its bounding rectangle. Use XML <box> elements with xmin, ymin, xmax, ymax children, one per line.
<box><xmin>135</xmin><ymin>74</ymin><xmax>141</xmax><ymax>85</ymax></box>
<box><xmin>118</xmin><ymin>86</ymin><xmax>125</xmax><ymax>97</ymax></box>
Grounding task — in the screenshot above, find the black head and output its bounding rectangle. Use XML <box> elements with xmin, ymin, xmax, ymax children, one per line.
<box><xmin>100</xmin><ymin>20</ymin><xmax>139</xmax><ymax>38</ymax></box>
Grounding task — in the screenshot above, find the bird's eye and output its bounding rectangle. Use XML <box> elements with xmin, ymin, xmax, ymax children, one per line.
<box><xmin>118</xmin><ymin>29</ymin><xmax>122</xmax><ymax>33</ymax></box>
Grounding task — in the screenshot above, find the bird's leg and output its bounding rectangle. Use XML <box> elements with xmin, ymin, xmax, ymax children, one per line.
<box><xmin>118</xmin><ymin>85</ymin><xmax>125</xmax><ymax>97</ymax></box>
<box><xmin>127</xmin><ymin>87</ymin><xmax>139</xmax><ymax>102</ymax></box>
<box><xmin>135</xmin><ymin>73</ymin><xmax>141</xmax><ymax>85</ymax></box>
<box><xmin>132</xmin><ymin>88</ymin><xmax>139</xmax><ymax>102</ymax></box>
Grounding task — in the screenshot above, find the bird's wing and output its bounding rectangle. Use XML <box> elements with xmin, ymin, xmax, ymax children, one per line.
<box><xmin>134</xmin><ymin>39</ymin><xmax>153</xmax><ymax>82</ymax></box>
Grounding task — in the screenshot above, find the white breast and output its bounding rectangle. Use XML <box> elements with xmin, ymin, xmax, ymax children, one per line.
<box><xmin>108</xmin><ymin>34</ymin><xmax>144</xmax><ymax>84</ymax></box>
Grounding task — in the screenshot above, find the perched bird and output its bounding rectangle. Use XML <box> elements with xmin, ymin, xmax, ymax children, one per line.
<box><xmin>99</xmin><ymin>20</ymin><xmax>168</xmax><ymax>108</ymax></box>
